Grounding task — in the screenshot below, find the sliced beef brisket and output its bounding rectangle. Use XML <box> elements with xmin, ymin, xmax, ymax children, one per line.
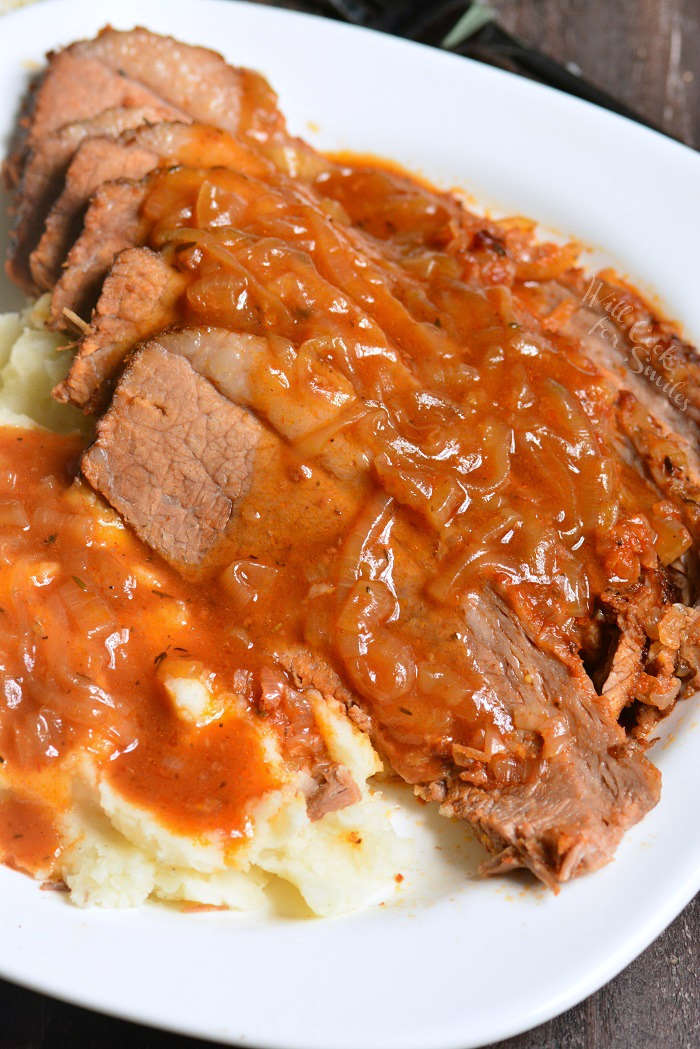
<box><xmin>31</xmin><ymin>123</ymin><xmax>272</xmax><ymax>295</ymax></box>
<box><xmin>53</xmin><ymin>247</ymin><xmax>187</xmax><ymax>409</ymax></box>
<box><xmin>568</xmin><ymin>272</ymin><xmax>700</xmax><ymax>428</ymax></box>
<box><xmin>6</xmin><ymin>104</ymin><xmax>175</xmax><ymax>293</ymax></box>
<box><xmin>617</xmin><ymin>391</ymin><xmax>700</xmax><ymax>542</ymax></box>
<box><xmin>30</xmin><ymin>138</ymin><xmax>163</xmax><ymax>292</ymax></box>
<box><xmin>5</xmin><ymin>27</ymin><xmax>283</xmax><ymax>188</ymax></box>
<box><xmin>278</xmin><ymin>586</ymin><xmax>661</xmax><ymax>888</ymax></box>
<box><xmin>49</xmin><ymin>180</ymin><xmax>150</xmax><ymax>328</ymax></box>
<box><xmin>2</xmin><ymin>51</ymin><xmax>184</xmax><ymax>189</ymax></box>
<box><xmin>82</xmin><ymin>344</ymin><xmax>266</xmax><ymax>566</ymax></box>
<box><xmin>418</xmin><ymin>589</ymin><xmax>660</xmax><ymax>886</ymax></box>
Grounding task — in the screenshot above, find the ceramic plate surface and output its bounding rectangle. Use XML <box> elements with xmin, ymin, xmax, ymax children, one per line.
<box><xmin>0</xmin><ymin>2</ymin><xmax>698</xmax><ymax>1047</ymax></box>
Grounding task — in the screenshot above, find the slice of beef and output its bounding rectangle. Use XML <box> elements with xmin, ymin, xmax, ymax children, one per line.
<box><xmin>82</xmin><ymin>344</ymin><xmax>265</xmax><ymax>566</ymax></box>
<box><xmin>69</xmin><ymin>26</ymin><xmax>280</xmax><ymax>138</ymax></box>
<box><xmin>49</xmin><ymin>180</ymin><xmax>150</xmax><ymax>328</ymax></box>
<box><xmin>30</xmin><ymin>137</ymin><xmax>164</xmax><ymax>291</ymax></box>
<box><xmin>61</xmin><ymin>320</ymin><xmax>368</xmax><ymax>521</ymax></box>
<box><xmin>617</xmin><ymin>390</ymin><xmax>700</xmax><ymax>542</ymax></box>
<box><xmin>5</xmin><ymin>27</ymin><xmax>283</xmax><ymax>186</ymax></box>
<box><xmin>31</xmin><ymin>123</ymin><xmax>272</xmax><ymax>294</ymax></box>
<box><xmin>559</xmin><ymin>286</ymin><xmax>700</xmax><ymax>549</ymax></box>
<box><xmin>151</xmin><ymin>328</ymin><xmax>383</xmax><ymax>489</ymax></box>
<box><xmin>600</xmin><ymin>623</ymin><xmax>650</xmax><ymax>721</ymax></box>
<box><xmin>557</xmin><ymin>286</ymin><xmax>700</xmax><ymax>721</ymax></box>
<box><xmin>145</xmin><ymin>328</ymin><xmax>259</xmax><ymax>407</ymax></box>
<box><xmin>80</xmin><ymin>334</ymin><xmax>358</xmax><ymax>571</ymax></box>
<box><xmin>3</xmin><ymin>50</ymin><xmax>189</xmax><ymax>189</ymax></box>
<box><xmin>416</xmin><ymin>588</ymin><xmax>661</xmax><ymax>886</ymax></box>
<box><xmin>569</xmin><ymin>272</ymin><xmax>700</xmax><ymax>428</ymax></box>
<box><xmin>6</xmin><ymin>104</ymin><xmax>174</xmax><ymax>293</ymax></box>
<box><xmin>563</xmin><ymin>281</ymin><xmax>699</xmax><ymax>446</ymax></box>
<box><xmin>53</xmin><ymin>247</ymin><xmax>186</xmax><ymax>409</ymax></box>
<box><xmin>55</xmin><ymin>275</ymin><xmax>244</xmax><ymax>416</ymax></box>
<box><xmin>672</xmin><ymin>604</ymin><xmax>700</xmax><ymax>693</ymax></box>
<box><xmin>61</xmin><ymin>315</ymin><xmax>388</xmax><ymax>505</ymax></box>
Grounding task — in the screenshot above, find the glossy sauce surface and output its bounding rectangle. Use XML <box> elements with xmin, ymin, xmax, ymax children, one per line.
<box><xmin>0</xmin><ymin>429</ymin><xmax>314</xmax><ymax>841</ymax></box>
<box><xmin>0</xmin><ymin>143</ymin><xmax>691</xmax><ymax>852</ymax></box>
<box><xmin>0</xmin><ymin>793</ymin><xmax>60</xmax><ymax>876</ymax></box>
<box><xmin>135</xmin><ymin>147</ymin><xmax>687</xmax><ymax>782</ymax></box>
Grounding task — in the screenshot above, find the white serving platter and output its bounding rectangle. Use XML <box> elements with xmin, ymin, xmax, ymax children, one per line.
<box><xmin>0</xmin><ymin>3</ymin><xmax>698</xmax><ymax>1047</ymax></box>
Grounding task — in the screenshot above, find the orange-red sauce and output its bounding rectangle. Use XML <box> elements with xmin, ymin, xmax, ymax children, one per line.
<box><xmin>0</xmin><ymin>141</ymin><xmax>691</xmax><ymax>863</ymax></box>
<box><xmin>110</xmin><ymin>717</ymin><xmax>275</xmax><ymax>838</ymax></box>
<box><xmin>0</xmin><ymin>429</ymin><xmax>293</xmax><ymax>840</ymax></box>
<box><xmin>131</xmin><ymin>152</ymin><xmax>687</xmax><ymax>778</ymax></box>
<box><xmin>0</xmin><ymin>793</ymin><xmax>60</xmax><ymax>875</ymax></box>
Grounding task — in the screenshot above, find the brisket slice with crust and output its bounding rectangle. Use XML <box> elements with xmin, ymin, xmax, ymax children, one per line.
<box><xmin>53</xmin><ymin>247</ymin><xmax>186</xmax><ymax>409</ymax></box>
<box><xmin>283</xmin><ymin>618</ymin><xmax>661</xmax><ymax>886</ymax></box>
<box><xmin>4</xmin><ymin>26</ymin><xmax>283</xmax><ymax>189</ymax></box>
<box><xmin>564</xmin><ymin>272</ymin><xmax>700</xmax><ymax>429</ymax></box>
<box><xmin>2</xmin><ymin>51</ymin><xmax>187</xmax><ymax>190</ymax></box>
<box><xmin>81</xmin><ymin>338</ymin><xmax>362</xmax><ymax>570</ymax></box>
<box><xmin>419</xmin><ymin>589</ymin><xmax>660</xmax><ymax>885</ymax></box>
<box><xmin>82</xmin><ymin>344</ymin><xmax>266</xmax><ymax>566</ymax></box>
<box><xmin>30</xmin><ymin>138</ymin><xmax>163</xmax><ymax>292</ymax></box>
<box><xmin>6</xmin><ymin>104</ymin><xmax>176</xmax><ymax>293</ymax></box>
<box><xmin>561</xmin><ymin>297</ymin><xmax>700</xmax><ymax>546</ymax></box>
<box><xmin>49</xmin><ymin>181</ymin><xmax>150</xmax><ymax>329</ymax></box>
<box><xmin>274</xmin><ymin>627</ymin><xmax>662</xmax><ymax>881</ymax></box>
<box><xmin>565</xmin><ymin>292</ymin><xmax>700</xmax><ymax>455</ymax></box>
<box><xmin>32</xmin><ymin>123</ymin><xmax>272</xmax><ymax>295</ymax></box>
<box><xmin>617</xmin><ymin>392</ymin><xmax>700</xmax><ymax>543</ymax></box>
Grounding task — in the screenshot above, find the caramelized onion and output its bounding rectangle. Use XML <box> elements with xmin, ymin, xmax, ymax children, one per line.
<box><xmin>652</xmin><ymin>516</ymin><xmax>692</xmax><ymax>566</ymax></box>
<box><xmin>292</xmin><ymin>400</ymin><xmax>369</xmax><ymax>458</ymax></box>
<box><xmin>427</xmin><ymin>511</ymin><xmax>521</xmax><ymax>604</ymax></box>
<box><xmin>336</xmin><ymin>579</ymin><xmax>417</xmax><ymax>703</ymax></box>
<box><xmin>0</xmin><ymin>499</ymin><xmax>29</xmax><ymax>529</ymax></box>
<box><xmin>512</xmin><ymin>708</ymin><xmax>569</xmax><ymax>758</ymax></box>
<box><xmin>452</xmin><ymin>742</ymin><xmax>489</xmax><ymax>765</ymax></box>
<box><xmin>513</xmin><ymin>241</ymin><xmax>579</xmax><ymax>281</ymax></box>
<box><xmin>56</xmin><ymin>580</ymin><xmax>116</xmax><ymax>639</ymax></box>
<box><xmin>220</xmin><ymin>560</ymin><xmax>279</xmax><ymax>612</ymax></box>
<box><xmin>195</xmin><ymin>180</ymin><xmax>247</xmax><ymax>229</ymax></box>
<box><xmin>334</xmin><ymin>493</ymin><xmax>394</xmax><ymax>602</ymax></box>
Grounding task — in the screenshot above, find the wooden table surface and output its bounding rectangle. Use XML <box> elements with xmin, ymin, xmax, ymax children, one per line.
<box><xmin>1</xmin><ymin>1</ymin><xmax>698</xmax><ymax>1047</ymax></box>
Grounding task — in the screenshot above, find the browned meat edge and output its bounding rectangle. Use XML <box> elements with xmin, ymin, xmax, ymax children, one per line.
<box><xmin>5</xmin><ymin>104</ymin><xmax>179</xmax><ymax>293</ymax></box>
<box><xmin>4</xmin><ymin>26</ymin><xmax>273</xmax><ymax>188</ymax></box>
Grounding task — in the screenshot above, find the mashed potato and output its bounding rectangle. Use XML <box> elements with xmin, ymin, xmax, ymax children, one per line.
<box><xmin>0</xmin><ymin>299</ymin><xmax>405</xmax><ymax>915</ymax></box>
<box><xmin>0</xmin><ymin>297</ymin><xmax>88</xmax><ymax>433</ymax></box>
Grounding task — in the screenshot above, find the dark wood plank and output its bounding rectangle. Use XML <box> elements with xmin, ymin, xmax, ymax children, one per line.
<box><xmin>490</xmin><ymin>0</ymin><xmax>700</xmax><ymax>146</ymax></box>
<box><xmin>488</xmin><ymin>894</ymin><xmax>700</xmax><ymax>1049</ymax></box>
